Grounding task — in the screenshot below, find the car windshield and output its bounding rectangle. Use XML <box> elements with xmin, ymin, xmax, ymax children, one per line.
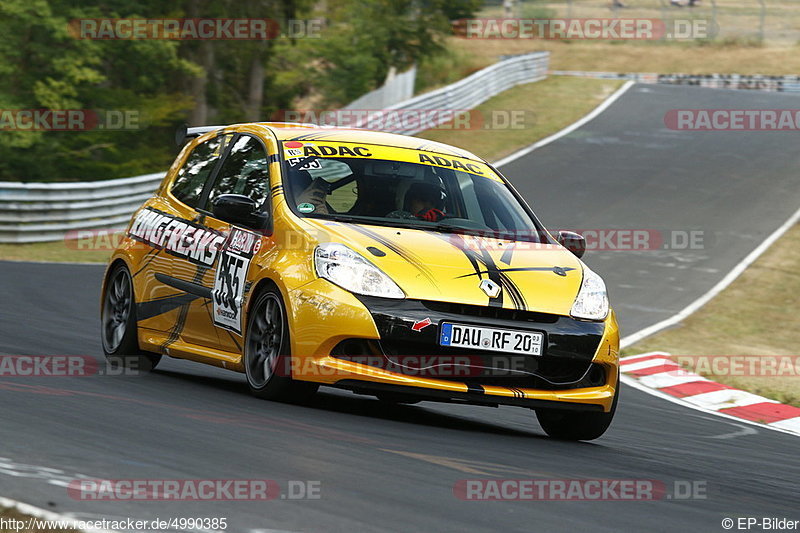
<box><xmin>282</xmin><ymin>146</ymin><xmax>548</xmax><ymax>243</ymax></box>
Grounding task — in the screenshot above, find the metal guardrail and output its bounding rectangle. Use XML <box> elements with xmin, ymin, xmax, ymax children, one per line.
<box><xmin>0</xmin><ymin>173</ymin><xmax>164</xmax><ymax>243</ymax></box>
<box><xmin>343</xmin><ymin>66</ymin><xmax>418</xmax><ymax>111</ymax></box>
<box><xmin>0</xmin><ymin>52</ymin><xmax>550</xmax><ymax>243</ymax></box>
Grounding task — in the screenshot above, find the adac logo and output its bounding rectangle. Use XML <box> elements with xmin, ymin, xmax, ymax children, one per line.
<box><xmin>479</xmin><ymin>279</ymin><xmax>501</xmax><ymax>298</ymax></box>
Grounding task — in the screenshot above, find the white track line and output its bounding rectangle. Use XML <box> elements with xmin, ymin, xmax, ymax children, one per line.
<box><xmin>613</xmin><ymin>145</ymin><xmax>800</xmax><ymax>437</ymax></box>
<box><xmin>492</xmin><ymin>78</ymin><xmax>800</xmax><ymax>437</ymax></box>
<box><xmin>620</xmin><ymin>201</ymin><xmax>800</xmax><ymax>348</ymax></box>
<box><xmin>0</xmin><ymin>496</ymin><xmax>116</xmax><ymax>533</ymax></box>
<box><xmin>493</xmin><ymin>80</ymin><xmax>636</xmax><ymax>168</ymax></box>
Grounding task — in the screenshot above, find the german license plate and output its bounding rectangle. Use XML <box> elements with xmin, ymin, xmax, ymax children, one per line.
<box><xmin>439</xmin><ymin>323</ymin><xmax>543</xmax><ymax>356</ymax></box>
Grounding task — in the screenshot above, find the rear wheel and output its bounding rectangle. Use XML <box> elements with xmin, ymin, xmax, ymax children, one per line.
<box><xmin>244</xmin><ymin>287</ymin><xmax>318</xmax><ymax>402</ymax></box>
<box><xmin>536</xmin><ymin>379</ymin><xmax>619</xmax><ymax>441</ymax></box>
<box><xmin>101</xmin><ymin>263</ymin><xmax>161</xmax><ymax>372</ymax></box>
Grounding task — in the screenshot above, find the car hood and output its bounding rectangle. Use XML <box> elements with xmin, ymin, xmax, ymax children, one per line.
<box><xmin>307</xmin><ymin>220</ymin><xmax>585</xmax><ymax>316</ymax></box>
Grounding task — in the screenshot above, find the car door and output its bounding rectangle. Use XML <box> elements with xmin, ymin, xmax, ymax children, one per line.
<box><xmin>173</xmin><ymin>133</ymin><xmax>273</xmax><ymax>353</ymax></box>
<box><xmin>131</xmin><ymin>132</ymin><xmax>233</xmax><ymax>343</ymax></box>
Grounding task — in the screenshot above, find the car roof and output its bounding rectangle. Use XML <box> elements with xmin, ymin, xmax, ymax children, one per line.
<box><xmin>222</xmin><ymin>122</ymin><xmax>486</xmax><ymax>162</ymax></box>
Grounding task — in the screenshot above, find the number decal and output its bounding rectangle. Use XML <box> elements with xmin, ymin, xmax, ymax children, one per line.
<box><xmin>212</xmin><ymin>227</ymin><xmax>258</xmax><ymax>334</ymax></box>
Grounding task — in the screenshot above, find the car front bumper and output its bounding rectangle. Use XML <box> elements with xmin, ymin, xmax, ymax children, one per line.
<box><xmin>286</xmin><ymin>279</ymin><xmax>620</xmax><ymax>412</ymax></box>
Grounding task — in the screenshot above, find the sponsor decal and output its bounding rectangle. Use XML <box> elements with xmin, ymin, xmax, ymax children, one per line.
<box><xmin>297</xmin><ymin>202</ymin><xmax>316</xmax><ymax>213</ymax></box>
<box><xmin>212</xmin><ymin>227</ymin><xmax>259</xmax><ymax>334</ymax></box>
<box><xmin>301</xmin><ymin>145</ymin><xmax>372</xmax><ymax>157</ymax></box>
<box><xmin>288</xmin><ymin>157</ymin><xmax>322</xmax><ymax>170</ymax></box>
<box><xmin>418</xmin><ymin>153</ymin><xmax>484</xmax><ymax>174</ymax></box>
<box><xmin>128</xmin><ymin>207</ymin><xmax>225</xmax><ymax>267</ymax></box>
<box><xmin>411</xmin><ymin>318</ymin><xmax>433</xmax><ymax>332</ymax></box>
<box><xmin>281</xmin><ymin>141</ymin><xmax>497</xmax><ymax>181</ymax></box>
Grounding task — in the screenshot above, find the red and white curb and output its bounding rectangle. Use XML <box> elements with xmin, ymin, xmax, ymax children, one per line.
<box><xmin>621</xmin><ymin>352</ymin><xmax>800</xmax><ymax>435</ymax></box>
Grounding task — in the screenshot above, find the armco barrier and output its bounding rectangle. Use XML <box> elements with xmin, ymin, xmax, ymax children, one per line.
<box><xmin>0</xmin><ymin>52</ymin><xmax>550</xmax><ymax>243</ymax></box>
<box><xmin>0</xmin><ymin>173</ymin><xmax>163</xmax><ymax>243</ymax></box>
<box><xmin>349</xmin><ymin>52</ymin><xmax>549</xmax><ymax>134</ymax></box>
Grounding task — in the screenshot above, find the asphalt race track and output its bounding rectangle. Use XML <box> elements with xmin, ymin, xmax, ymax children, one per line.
<box><xmin>1</xmin><ymin>84</ymin><xmax>799</xmax><ymax>533</ymax></box>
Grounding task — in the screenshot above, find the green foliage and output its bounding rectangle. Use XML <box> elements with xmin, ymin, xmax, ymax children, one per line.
<box><xmin>415</xmin><ymin>46</ymin><xmax>477</xmax><ymax>94</ymax></box>
<box><xmin>0</xmin><ymin>0</ymin><xmax>482</xmax><ymax>181</ymax></box>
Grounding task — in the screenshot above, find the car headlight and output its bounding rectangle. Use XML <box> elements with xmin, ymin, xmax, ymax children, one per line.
<box><xmin>314</xmin><ymin>243</ymin><xmax>405</xmax><ymax>299</ymax></box>
<box><xmin>570</xmin><ymin>267</ymin><xmax>609</xmax><ymax>321</ymax></box>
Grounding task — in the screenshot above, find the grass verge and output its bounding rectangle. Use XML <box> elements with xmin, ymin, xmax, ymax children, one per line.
<box><xmin>1</xmin><ymin>506</ymin><xmax>78</xmax><ymax>533</ymax></box>
<box><xmin>0</xmin><ymin>237</ymin><xmax>115</xmax><ymax>264</ymax></box>
<box><xmin>623</xmin><ymin>224</ymin><xmax>800</xmax><ymax>407</ymax></box>
<box><xmin>417</xmin><ymin>39</ymin><xmax>800</xmax><ymax>92</ymax></box>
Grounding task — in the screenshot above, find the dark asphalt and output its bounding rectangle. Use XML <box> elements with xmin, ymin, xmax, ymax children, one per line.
<box><xmin>1</xmin><ymin>84</ymin><xmax>800</xmax><ymax>533</ymax></box>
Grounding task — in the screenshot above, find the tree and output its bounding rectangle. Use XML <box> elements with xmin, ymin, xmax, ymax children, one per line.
<box><xmin>0</xmin><ymin>0</ymin><xmax>482</xmax><ymax>180</ymax></box>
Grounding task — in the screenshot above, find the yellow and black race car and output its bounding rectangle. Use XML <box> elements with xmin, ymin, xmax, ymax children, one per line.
<box><xmin>101</xmin><ymin>122</ymin><xmax>620</xmax><ymax>440</ymax></box>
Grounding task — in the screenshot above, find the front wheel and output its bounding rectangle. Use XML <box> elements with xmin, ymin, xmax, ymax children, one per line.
<box><xmin>244</xmin><ymin>287</ymin><xmax>318</xmax><ymax>402</ymax></box>
<box><xmin>101</xmin><ymin>263</ymin><xmax>161</xmax><ymax>372</ymax></box>
<box><xmin>536</xmin><ymin>379</ymin><xmax>619</xmax><ymax>441</ymax></box>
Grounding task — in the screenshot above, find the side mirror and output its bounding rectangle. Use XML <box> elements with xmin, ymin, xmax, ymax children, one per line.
<box><xmin>211</xmin><ymin>194</ymin><xmax>260</xmax><ymax>227</ymax></box>
<box><xmin>557</xmin><ymin>230</ymin><xmax>586</xmax><ymax>258</ymax></box>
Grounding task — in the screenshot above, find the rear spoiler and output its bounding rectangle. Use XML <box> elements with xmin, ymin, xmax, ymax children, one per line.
<box><xmin>175</xmin><ymin>121</ymin><xmax>329</xmax><ymax>146</ymax></box>
<box><xmin>174</xmin><ymin>124</ymin><xmax>228</xmax><ymax>146</ymax></box>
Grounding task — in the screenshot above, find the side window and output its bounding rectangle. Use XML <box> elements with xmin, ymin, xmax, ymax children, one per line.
<box><xmin>205</xmin><ymin>135</ymin><xmax>270</xmax><ymax>211</ymax></box>
<box><xmin>171</xmin><ymin>134</ymin><xmax>233</xmax><ymax>207</ymax></box>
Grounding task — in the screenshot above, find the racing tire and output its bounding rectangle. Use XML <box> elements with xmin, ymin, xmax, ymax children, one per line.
<box><xmin>244</xmin><ymin>287</ymin><xmax>318</xmax><ymax>403</ymax></box>
<box><xmin>536</xmin><ymin>376</ymin><xmax>619</xmax><ymax>441</ymax></box>
<box><xmin>101</xmin><ymin>263</ymin><xmax>161</xmax><ymax>372</ymax></box>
